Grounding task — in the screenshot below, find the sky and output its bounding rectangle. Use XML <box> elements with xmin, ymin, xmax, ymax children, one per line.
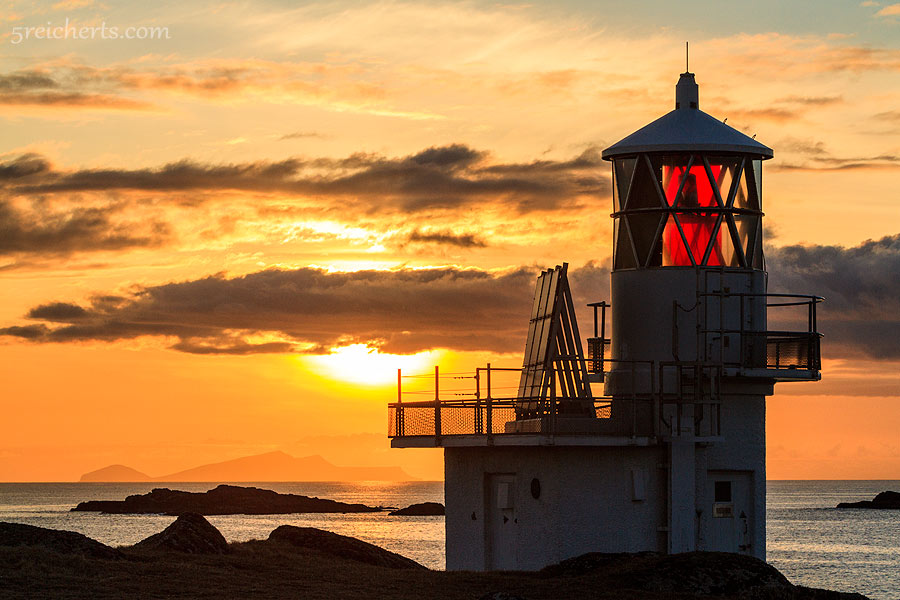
<box><xmin>0</xmin><ymin>0</ymin><xmax>898</xmax><ymax>481</ymax></box>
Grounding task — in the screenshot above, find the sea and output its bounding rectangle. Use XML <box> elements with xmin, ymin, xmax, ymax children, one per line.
<box><xmin>0</xmin><ymin>480</ymin><xmax>898</xmax><ymax>600</ymax></box>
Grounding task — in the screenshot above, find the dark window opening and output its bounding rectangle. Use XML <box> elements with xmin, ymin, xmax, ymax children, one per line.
<box><xmin>715</xmin><ymin>480</ymin><xmax>732</xmax><ymax>503</ymax></box>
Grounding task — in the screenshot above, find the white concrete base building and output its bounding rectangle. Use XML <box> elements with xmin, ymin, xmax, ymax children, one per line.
<box><xmin>389</xmin><ymin>72</ymin><xmax>822</xmax><ymax>571</ymax></box>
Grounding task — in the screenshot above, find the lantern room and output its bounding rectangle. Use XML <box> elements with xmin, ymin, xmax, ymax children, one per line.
<box><xmin>602</xmin><ymin>72</ymin><xmax>772</xmax><ymax>271</ymax></box>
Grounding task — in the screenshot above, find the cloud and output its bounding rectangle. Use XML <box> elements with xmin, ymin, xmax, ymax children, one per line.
<box><xmin>405</xmin><ymin>230</ymin><xmax>486</xmax><ymax>248</ymax></box>
<box><xmin>1</xmin><ymin>145</ymin><xmax>607</xmax><ymax>216</ymax></box>
<box><xmin>768</xmin><ymin>136</ymin><xmax>900</xmax><ymax>169</ymax></box>
<box><xmin>777</xmin><ymin>138</ymin><xmax>829</xmax><ymax>156</ymax></box>
<box><xmin>874</xmin><ymin>110</ymin><xmax>900</xmax><ymax>121</ymax></box>
<box><xmin>51</xmin><ymin>0</ymin><xmax>94</xmax><ymax>9</ymax></box>
<box><xmin>771</xmin><ymin>154</ymin><xmax>900</xmax><ymax>171</ymax></box>
<box><xmin>0</xmin><ymin>267</ymin><xmax>535</xmax><ymax>354</ymax></box>
<box><xmin>27</xmin><ymin>302</ymin><xmax>89</xmax><ymax>321</ymax></box>
<box><xmin>0</xmin><ymin>263</ymin><xmax>611</xmax><ymax>355</ymax></box>
<box><xmin>775</xmin><ymin>95</ymin><xmax>843</xmax><ymax>106</ymax></box>
<box><xmin>0</xmin><ymin>92</ymin><xmax>153</xmax><ymax>110</ymax></box>
<box><xmin>0</xmin><ymin>70</ymin><xmax>154</xmax><ymax>111</ymax></box>
<box><xmin>0</xmin><ymin>198</ymin><xmax>170</xmax><ymax>256</ymax></box>
<box><xmin>876</xmin><ymin>3</ymin><xmax>900</xmax><ymax>16</ymax></box>
<box><xmin>722</xmin><ymin>108</ymin><xmax>798</xmax><ymax>123</ymax></box>
<box><xmin>767</xmin><ymin>235</ymin><xmax>900</xmax><ymax>359</ymax></box>
<box><xmin>279</xmin><ymin>131</ymin><xmax>328</xmax><ymax>140</ymax></box>
<box><xmin>4</xmin><ymin>236</ymin><xmax>898</xmax><ymax>362</ymax></box>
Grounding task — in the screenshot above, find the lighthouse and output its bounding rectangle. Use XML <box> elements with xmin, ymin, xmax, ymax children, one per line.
<box><xmin>389</xmin><ymin>71</ymin><xmax>822</xmax><ymax>571</ymax></box>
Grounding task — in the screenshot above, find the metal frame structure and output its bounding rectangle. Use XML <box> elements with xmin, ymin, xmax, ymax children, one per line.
<box><xmin>516</xmin><ymin>263</ymin><xmax>592</xmax><ymax>419</ymax></box>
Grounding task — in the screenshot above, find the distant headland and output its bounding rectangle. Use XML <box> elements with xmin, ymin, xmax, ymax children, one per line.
<box><xmin>78</xmin><ymin>451</ymin><xmax>414</xmax><ymax>482</ymax></box>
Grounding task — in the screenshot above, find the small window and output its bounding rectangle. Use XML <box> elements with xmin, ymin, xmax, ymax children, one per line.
<box><xmin>714</xmin><ymin>480</ymin><xmax>732</xmax><ymax>503</ymax></box>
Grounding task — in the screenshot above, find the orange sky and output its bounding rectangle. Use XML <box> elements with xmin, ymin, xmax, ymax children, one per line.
<box><xmin>1</xmin><ymin>1</ymin><xmax>898</xmax><ymax>481</ymax></box>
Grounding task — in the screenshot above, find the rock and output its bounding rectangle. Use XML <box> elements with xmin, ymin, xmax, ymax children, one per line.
<box><xmin>132</xmin><ymin>513</ymin><xmax>229</xmax><ymax>554</ymax></box>
<box><xmin>0</xmin><ymin>522</ymin><xmax>122</xmax><ymax>560</ymax></box>
<box><xmin>539</xmin><ymin>551</ymin><xmax>869</xmax><ymax>599</ymax></box>
<box><xmin>71</xmin><ymin>484</ymin><xmax>382</xmax><ymax>515</ymax></box>
<box><xmin>389</xmin><ymin>502</ymin><xmax>445</xmax><ymax>516</ymax></box>
<box><xmin>266</xmin><ymin>525</ymin><xmax>426</xmax><ymax>570</ymax></box>
<box><xmin>837</xmin><ymin>490</ymin><xmax>900</xmax><ymax>509</ymax></box>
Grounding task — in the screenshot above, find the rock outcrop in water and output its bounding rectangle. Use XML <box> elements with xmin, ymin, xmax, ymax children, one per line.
<box><xmin>389</xmin><ymin>502</ymin><xmax>445</xmax><ymax>516</ymax></box>
<box><xmin>132</xmin><ymin>513</ymin><xmax>229</xmax><ymax>554</ymax></box>
<box><xmin>836</xmin><ymin>490</ymin><xmax>900</xmax><ymax>509</ymax></box>
<box><xmin>71</xmin><ymin>484</ymin><xmax>382</xmax><ymax>515</ymax></box>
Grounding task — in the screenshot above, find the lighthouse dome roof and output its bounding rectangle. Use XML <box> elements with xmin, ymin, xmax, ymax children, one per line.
<box><xmin>601</xmin><ymin>73</ymin><xmax>773</xmax><ymax>160</ymax></box>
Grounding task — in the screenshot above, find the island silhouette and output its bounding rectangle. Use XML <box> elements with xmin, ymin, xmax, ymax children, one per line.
<box><xmin>79</xmin><ymin>451</ymin><xmax>414</xmax><ymax>482</ymax></box>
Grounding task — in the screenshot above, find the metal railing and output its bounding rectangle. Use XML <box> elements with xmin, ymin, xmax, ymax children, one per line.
<box><xmin>389</xmin><ymin>360</ymin><xmax>721</xmax><ymax>439</ymax></box>
<box><xmin>697</xmin><ymin>292</ymin><xmax>823</xmax><ymax>374</ymax></box>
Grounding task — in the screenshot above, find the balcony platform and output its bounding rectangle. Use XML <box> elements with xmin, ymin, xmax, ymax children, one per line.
<box><xmin>391</xmin><ymin>433</ymin><xmax>655</xmax><ymax>448</ymax></box>
<box><xmin>728</xmin><ymin>367</ymin><xmax>821</xmax><ymax>382</ymax></box>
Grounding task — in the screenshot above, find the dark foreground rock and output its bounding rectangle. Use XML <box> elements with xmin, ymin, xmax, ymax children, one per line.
<box><xmin>0</xmin><ymin>521</ymin><xmax>121</xmax><ymax>560</ymax></box>
<box><xmin>267</xmin><ymin>525</ymin><xmax>425</xmax><ymax>569</ymax></box>
<box><xmin>538</xmin><ymin>551</ymin><xmax>868</xmax><ymax>599</ymax></box>
<box><xmin>0</xmin><ymin>521</ymin><xmax>870</xmax><ymax>600</ymax></box>
<box><xmin>389</xmin><ymin>502</ymin><xmax>445</xmax><ymax>516</ymax></box>
<box><xmin>837</xmin><ymin>490</ymin><xmax>900</xmax><ymax>509</ymax></box>
<box><xmin>132</xmin><ymin>513</ymin><xmax>229</xmax><ymax>554</ymax></box>
<box><xmin>72</xmin><ymin>484</ymin><xmax>382</xmax><ymax>515</ymax></box>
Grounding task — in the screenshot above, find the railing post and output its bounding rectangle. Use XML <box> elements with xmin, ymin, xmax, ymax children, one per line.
<box><xmin>486</xmin><ymin>363</ymin><xmax>493</xmax><ymax>439</ymax></box>
<box><xmin>475</xmin><ymin>368</ymin><xmax>482</xmax><ymax>434</ymax></box>
<box><xmin>396</xmin><ymin>368</ymin><xmax>403</xmax><ymax>436</ymax></box>
<box><xmin>434</xmin><ymin>365</ymin><xmax>441</xmax><ymax>437</ymax></box>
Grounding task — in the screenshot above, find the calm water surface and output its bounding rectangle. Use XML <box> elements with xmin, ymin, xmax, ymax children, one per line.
<box><xmin>1</xmin><ymin>480</ymin><xmax>898</xmax><ymax>599</ymax></box>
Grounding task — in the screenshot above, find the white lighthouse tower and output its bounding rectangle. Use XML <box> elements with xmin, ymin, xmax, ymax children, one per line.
<box><xmin>389</xmin><ymin>70</ymin><xmax>822</xmax><ymax>571</ymax></box>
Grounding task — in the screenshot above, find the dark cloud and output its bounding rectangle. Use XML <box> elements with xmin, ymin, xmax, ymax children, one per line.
<box><xmin>0</xmin><ymin>263</ymin><xmax>611</xmax><ymax>356</ymax></box>
<box><xmin>0</xmin><ymin>69</ymin><xmax>154</xmax><ymax>110</ymax></box>
<box><xmin>1</xmin><ymin>144</ymin><xmax>608</xmax><ymax>215</ymax></box>
<box><xmin>406</xmin><ymin>230</ymin><xmax>486</xmax><ymax>248</ymax></box>
<box><xmin>0</xmin><ymin>198</ymin><xmax>170</xmax><ymax>256</ymax></box>
<box><xmin>0</xmin><ymin>324</ymin><xmax>48</xmax><ymax>339</ymax></box>
<box><xmin>874</xmin><ymin>110</ymin><xmax>900</xmax><ymax>122</ymax></box>
<box><xmin>726</xmin><ymin>108</ymin><xmax>798</xmax><ymax>123</ymax></box>
<box><xmin>776</xmin><ymin>95</ymin><xmax>843</xmax><ymax>106</ymax></box>
<box><xmin>0</xmin><ymin>153</ymin><xmax>51</xmax><ymax>179</ymax></box>
<box><xmin>0</xmin><ymin>72</ymin><xmax>58</xmax><ymax>90</ymax></box>
<box><xmin>27</xmin><ymin>302</ymin><xmax>88</xmax><ymax>321</ymax></box>
<box><xmin>279</xmin><ymin>131</ymin><xmax>328</xmax><ymax>140</ymax></box>
<box><xmin>6</xmin><ymin>239</ymin><xmax>898</xmax><ymax>363</ymax></box>
<box><xmin>776</xmin><ymin>138</ymin><xmax>828</xmax><ymax>156</ymax></box>
<box><xmin>0</xmin><ymin>92</ymin><xmax>153</xmax><ymax>109</ymax></box>
<box><xmin>771</xmin><ymin>154</ymin><xmax>900</xmax><ymax>171</ymax></box>
<box><xmin>767</xmin><ymin>235</ymin><xmax>900</xmax><ymax>359</ymax></box>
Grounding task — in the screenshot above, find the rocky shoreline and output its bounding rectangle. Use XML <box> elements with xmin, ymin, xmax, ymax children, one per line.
<box><xmin>0</xmin><ymin>516</ymin><xmax>869</xmax><ymax>600</ymax></box>
<box><xmin>836</xmin><ymin>490</ymin><xmax>900</xmax><ymax>510</ymax></box>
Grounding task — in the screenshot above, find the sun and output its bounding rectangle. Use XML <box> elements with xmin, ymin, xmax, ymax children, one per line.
<box><xmin>304</xmin><ymin>344</ymin><xmax>439</xmax><ymax>387</ymax></box>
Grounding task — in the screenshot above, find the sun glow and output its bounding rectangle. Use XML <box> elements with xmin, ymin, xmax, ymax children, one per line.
<box><xmin>304</xmin><ymin>344</ymin><xmax>439</xmax><ymax>386</ymax></box>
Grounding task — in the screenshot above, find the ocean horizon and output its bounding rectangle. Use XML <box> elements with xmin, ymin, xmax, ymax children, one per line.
<box><xmin>1</xmin><ymin>480</ymin><xmax>897</xmax><ymax>600</ymax></box>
